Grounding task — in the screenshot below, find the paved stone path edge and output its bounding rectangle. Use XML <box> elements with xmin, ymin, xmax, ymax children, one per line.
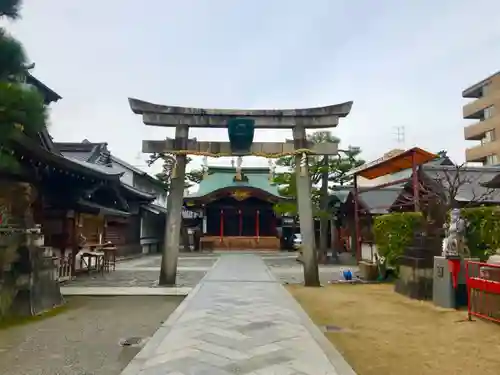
<box><xmin>60</xmin><ymin>286</ymin><xmax>193</xmax><ymax>296</ymax></box>
<box><xmin>120</xmin><ymin>259</ymin><xmax>218</xmax><ymax>375</ymax></box>
<box><xmin>120</xmin><ymin>256</ymin><xmax>222</xmax><ymax>375</ymax></box>
<box><xmin>121</xmin><ymin>255</ymin><xmax>356</xmax><ymax>375</ymax></box>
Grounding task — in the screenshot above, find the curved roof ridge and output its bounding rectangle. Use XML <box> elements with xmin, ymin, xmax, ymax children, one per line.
<box><xmin>66</xmin><ymin>157</ymin><xmax>124</xmax><ymax>176</ymax></box>
<box><xmin>188</xmin><ymin>168</ymin><xmax>280</xmax><ymax>198</ymax></box>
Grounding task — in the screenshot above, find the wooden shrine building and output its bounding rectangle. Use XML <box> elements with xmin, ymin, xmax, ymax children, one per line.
<box><xmin>184</xmin><ymin>166</ymin><xmax>286</xmax><ymax>251</ymax></box>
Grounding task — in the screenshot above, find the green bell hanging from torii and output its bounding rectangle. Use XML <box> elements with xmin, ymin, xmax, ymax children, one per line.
<box><xmin>227</xmin><ymin>118</ymin><xmax>255</xmax><ymax>154</ymax></box>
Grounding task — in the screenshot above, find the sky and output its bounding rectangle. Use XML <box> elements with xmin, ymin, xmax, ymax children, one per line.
<box><xmin>4</xmin><ymin>0</ymin><xmax>500</xmax><ymax>175</ymax></box>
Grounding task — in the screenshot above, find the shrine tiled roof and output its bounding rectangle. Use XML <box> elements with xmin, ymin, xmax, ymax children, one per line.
<box><xmin>186</xmin><ymin>167</ymin><xmax>281</xmax><ymax>198</ymax></box>
<box><xmin>64</xmin><ymin>156</ymin><xmax>123</xmax><ymax>176</ymax></box>
<box><xmin>422</xmin><ymin>164</ymin><xmax>500</xmax><ymax>203</ymax></box>
<box><xmin>329</xmin><ymin>186</ymin><xmax>403</xmax><ymax>214</ymax></box>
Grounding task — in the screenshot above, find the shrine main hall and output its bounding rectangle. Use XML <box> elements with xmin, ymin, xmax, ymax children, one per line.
<box><xmin>183</xmin><ymin>166</ymin><xmax>288</xmax><ymax>251</ymax></box>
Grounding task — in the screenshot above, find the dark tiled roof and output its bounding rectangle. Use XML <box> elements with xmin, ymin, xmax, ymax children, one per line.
<box><xmin>25</xmin><ymin>73</ymin><xmax>61</xmax><ymax>104</ymax></box>
<box><xmin>55</xmin><ymin>140</ymin><xmax>167</xmax><ymax>197</ymax></box>
<box><xmin>358</xmin><ymin>187</ymin><xmax>403</xmax><ymax>214</ymax></box>
<box><xmin>55</xmin><ymin>141</ymin><xmax>112</xmax><ymax>166</ymax></box>
<box><xmin>121</xmin><ymin>183</ymin><xmax>155</xmax><ymax>200</ymax></box>
<box><xmin>422</xmin><ymin>164</ymin><xmax>500</xmax><ymax>203</ymax></box>
<box><xmin>329</xmin><ymin>186</ymin><xmax>403</xmax><ymax>214</ymax></box>
<box><xmin>77</xmin><ymin>199</ymin><xmax>130</xmax><ymax>217</ymax></box>
<box><xmin>329</xmin><ymin>188</ymin><xmax>351</xmax><ymax>204</ymax></box>
<box><xmin>10</xmin><ymin>133</ymin><xmax>122</xmax><ymax>181</ymax></box>
<box><xmin>64</xmin><ymin>157</ymin><xmax>123</xmax><ymax>176</ymax></box>
<box><xmin>60</xmin><ymin>151</ymin><xmax>93</xmax><ymax>162</ymax></box>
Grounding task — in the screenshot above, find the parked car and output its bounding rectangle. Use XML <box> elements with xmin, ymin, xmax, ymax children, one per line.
<box><xmin>292</xmin><ymin>234</ymin><xmax>302</xmax><ymax>250</ymax></box>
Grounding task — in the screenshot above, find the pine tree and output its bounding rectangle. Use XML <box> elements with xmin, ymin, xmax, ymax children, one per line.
<box><xmin>0</xmin><ymin>0</ymin><xmax>48</xmax><ymax>172</ymax></box>
<box><xmin>273</xmin><ymin>132</ymin><xmax>365</xmax><ymax>266</ymax></box>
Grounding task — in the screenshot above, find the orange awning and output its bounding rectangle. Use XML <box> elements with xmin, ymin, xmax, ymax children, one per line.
<box><xmin>351</xmin><ymin>147</ymin><xmax>438</xmax><ymax>180</ymax></box>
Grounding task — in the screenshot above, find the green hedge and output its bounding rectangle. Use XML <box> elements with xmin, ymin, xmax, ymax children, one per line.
<box><xmin>459</xmin><ymin>207</ymin><xmax>500</xmax><ymax>260</ymax></box>
<box><xmin>372</xmin><ymin>212</ymin><xmax>423</xmax><ymax>266</ymax></box>
<box><xmin>372</xmin><ymin>207</ymin><xmax>500</xmax><ymax>266</ymax></box>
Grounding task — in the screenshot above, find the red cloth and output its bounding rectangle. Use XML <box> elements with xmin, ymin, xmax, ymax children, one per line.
<box><xmin>448</xmin><ymin>259</ymin><xmax>461</xmax><ymax>289</ymax></box>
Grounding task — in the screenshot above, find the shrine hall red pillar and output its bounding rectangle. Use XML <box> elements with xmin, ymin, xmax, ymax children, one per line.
<box><xmin>219</xmin><ymin>209</ymin><xmax>224</xmax><ymax>243</ymax></box>
<box><xmin>238</xmin><ymin>209</ymin><xmax>242</xmax><ymax>236</ymax></box>
<box><xmin>256</xmin><ymin>209</ymin><xmax>260</xmax><ymax>243</ymax></box>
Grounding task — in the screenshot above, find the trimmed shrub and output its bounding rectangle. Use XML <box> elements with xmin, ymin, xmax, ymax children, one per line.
<box><xmin>372</xmin><ymin>212</ymin><xmax>423</xmax><ymax>267</ymax></box>
<box><xmin>460</xmin><ymin>207</ymin><xmax>500</xmax><ymax>260</ymax></box>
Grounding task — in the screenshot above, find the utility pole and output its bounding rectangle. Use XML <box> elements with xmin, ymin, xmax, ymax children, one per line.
<box><xmin>394</xmin><ymin>126</ymin><xmax>405</xmax><ymax>147</ymax></box>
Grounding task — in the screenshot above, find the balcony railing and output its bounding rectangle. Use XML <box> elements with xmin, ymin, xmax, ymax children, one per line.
<box><xmin>464</xmin><ymin>116</ymin><xmax>500</xmax><ymax>140</ymax></box>
<box><xmin>463</xmin><ymin>96</ymin><xmax>496</xmax><ymax>119</ymax></box>
<box><xmin>465</xmin><ymin>141</ymin><xmax>500</xmax><ymax>162</ymax></box>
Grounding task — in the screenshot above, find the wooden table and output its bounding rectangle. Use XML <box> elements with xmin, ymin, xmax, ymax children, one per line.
<box><xmin>81</xmin><ymin>243</ymin><xmax>117</xmax><ymax>273</ymax></box>
<box><xmin>80</xmin><ymin>251</ymin><xmax>105</xmax><ymax>274</ymax></box>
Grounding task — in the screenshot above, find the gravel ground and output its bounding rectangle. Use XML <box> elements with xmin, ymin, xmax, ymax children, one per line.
<box><xmin>63</xmin><ymin>254</ymin><xmax>218</xmax><ymax>288</ymax></box>
<box><xmin>138</xmin><ymin>257</ymin><xmax>218</xmax><ymax>269</ymax></box>
<box><xmin>263</xmin><ymin>254</ymin><xmax>359</xmax><ymax>285</ymax></box>
<box><xmin>271</xmin><ymin>267</ymin><xmax>352</xmax><ymax>285</ymax></box>
<box><xmin>263</xmin><ymin>256</ymin><xmax>301</xmax><ymax>268</ymax></box>
<box><xmin>62</xmin><ymin>270</ymin><xmax>207</xmax><ymax>288</ymax></box>
<box><xmin>64</xmin><ymin>253</ymin><xmax>356</xmax><ymax>288</ymax></box>
<box><xmin>0</xmin><ymin>296</ymin><xmax>183</xmax><ymax>375</ymax></box>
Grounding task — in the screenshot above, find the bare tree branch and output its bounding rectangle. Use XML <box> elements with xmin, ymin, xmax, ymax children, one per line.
<box><xmin>421</xmin><ymin>163</ymin><xmax>495</xmax><ymax>210</ymax></box>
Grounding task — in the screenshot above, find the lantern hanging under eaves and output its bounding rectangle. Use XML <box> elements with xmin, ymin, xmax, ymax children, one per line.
<box><xmin>227</xmin><ymin>118</ymin><xmax>255</xmax><ymax>154</ymax></box>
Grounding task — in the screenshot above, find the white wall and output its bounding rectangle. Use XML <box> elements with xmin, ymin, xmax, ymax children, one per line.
<box><xmin>110</xmin><ymin>158</ymin><xmax>168</xmax><ymax>209</ymax></box>
<box><xmin>133</xmin><ymin>176</ymin><xmax>168</xmax><ymax>209</ymax></box>
<box><xmin>152</xmin><ymin>194</ymin><xmax>168</xmax><ymax>209</ymax></box>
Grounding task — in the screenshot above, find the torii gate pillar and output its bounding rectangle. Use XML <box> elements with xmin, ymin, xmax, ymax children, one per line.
<box><xmin>293</xmin><ymin>126</ymin><xmax>319</xmax><ymax>286</ymax></box>
<box><xmin>159</xmin><ymin>125</ymin><xmax>188</xmax><ymax>286</ymax></box>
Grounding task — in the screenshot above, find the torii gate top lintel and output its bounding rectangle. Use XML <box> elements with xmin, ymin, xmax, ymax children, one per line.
<box><xmin>128</xmin><ymin>98</ymin><xmax>353</xmax><ymax>129</ymax></box>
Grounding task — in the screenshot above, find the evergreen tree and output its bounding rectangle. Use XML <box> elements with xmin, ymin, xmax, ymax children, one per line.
<box><xmin>273</xmin><ymin>132</ymin><xmax>365</xmax><ymax>216</ymax></box>
<box><xmin>273</xmin><ymin>132</ymin><xmax>364</xmax><ymax>265</ymax></box>
<box><xmin>0</xmin><ymin>0</ymin><xmax>48</xmax><ymax>172</ymax></box>
<box><xmin>0</xmin><ymin>0</ymin><xmax>60</xmax><ymax>320</ymax></box>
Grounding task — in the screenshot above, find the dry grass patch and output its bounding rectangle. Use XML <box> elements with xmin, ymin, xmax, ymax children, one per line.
<box><xmin>287</xmin><ymin>283</ymin><xmax>500</xmax><ymax>375</ymax></box>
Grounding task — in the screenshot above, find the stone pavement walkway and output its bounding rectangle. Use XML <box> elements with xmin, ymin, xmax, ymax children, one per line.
<box><xmin>121</xmin><ymin>254</ymin><xmax>356</xmax><ymax>375</ymax></box>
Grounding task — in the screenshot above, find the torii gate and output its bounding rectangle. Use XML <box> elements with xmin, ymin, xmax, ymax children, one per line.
<box><xmin>129</xmin><ymin>98</ymin><xmax>353</xmax><ymax>287</ymax></box>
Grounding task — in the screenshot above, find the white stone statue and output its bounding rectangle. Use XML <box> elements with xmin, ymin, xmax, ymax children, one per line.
<box><xmin>442</xmin><ymin>209</ymin><xmax>469</xmax><ymax>258</ymax></box>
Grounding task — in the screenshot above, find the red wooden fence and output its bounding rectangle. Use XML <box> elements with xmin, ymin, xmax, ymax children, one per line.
<box><xmin>465</xmin><ymin>260</ymin><xmax>500</xmax><ymax>323</ymax></box>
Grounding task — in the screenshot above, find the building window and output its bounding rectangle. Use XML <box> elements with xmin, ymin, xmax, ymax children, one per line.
<box><xmin>484</xmin><ymin>106</ymin><xmax>495</xmax><ymax>119</ymax></box>
<box><xmin>486</xmin><ymin>154</ymin><xmax>499</xmax><ymax>165</ymax></box>
<box><xmin>481</xmin><ymin>130</ymin><xmax>496</xmax><ymax>145</ymax></box>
